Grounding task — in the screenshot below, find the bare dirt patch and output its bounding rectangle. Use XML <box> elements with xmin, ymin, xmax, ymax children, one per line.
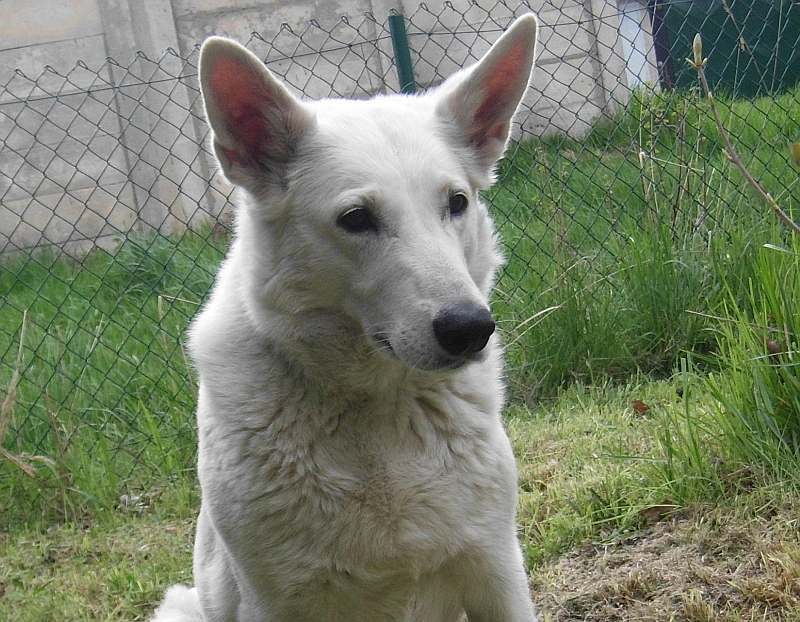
<box><xmin>534</xmin><ymin>503</ymin><xmax>800</xmax><ymax>621</ymax></box>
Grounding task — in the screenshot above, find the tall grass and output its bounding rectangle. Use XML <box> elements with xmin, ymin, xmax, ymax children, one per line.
<box><xmin>0</xmin><ymin>231</ymin><xmax>225</xmax><ymax>526</ymax></box>
<box><xmin>494</xmin><ymin>84</ymin><xmax>800</xmax><ymax>401</ymax></box>
<box><xmin>652</xmin><ymin>233</ymin><xmax>800</xmax><ymax>506</ymax></box>
<box><xmin>706</xmin><ymin>237</ymin><xmax>800</xmax><ymax>474</ymax></box>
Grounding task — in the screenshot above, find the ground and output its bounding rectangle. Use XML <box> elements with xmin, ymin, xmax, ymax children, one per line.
<box><xmin>2</xmin><ymin>380</ymin><xmax>799</xmax><ymax>621</ymax></box>
<box><xmin>3</xmin><ymin>493</ymin><xmax>800</xmax><ymax>621</ymax></box>
<box><xmin>536</xmin><ymin>502</ymin><xmax>800</xmax><ymax>621</ymax></box>
<box><xmin>0</xmin><ymin>515</ymin><xmax>194</xmax><ymax>621</ymax></box>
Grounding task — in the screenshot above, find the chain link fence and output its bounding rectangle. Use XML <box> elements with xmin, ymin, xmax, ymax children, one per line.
<box><xmin>1</xmin><ymin>0</ymin><xmax>799</xmax><ymax>527</ymax></box>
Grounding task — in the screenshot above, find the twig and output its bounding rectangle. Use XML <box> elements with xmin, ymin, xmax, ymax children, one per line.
<box><xmin>688</xmin><ymin>34</ymin><xmax>800</xmax><ymax>235</ymax></box>
<box><xmin>0</xmin><ymin>313</ymin><xmax>58</xmax><ymax>478</ymax></box>
<box><xmin>505</xmin><ymin>305</ymin><xmax>562</xmax><ymax>349</ymax></box>
<box><xmin>157</xmin><ymin>293</ymin><xmax>201</xmax><ymax>306</ymax></box>
<box><xmin>685</xmin><ymin>309</ymin><xmax>795</xmax><ymax>337</ymax></box>
<box><xmin>1</xmin><ymin>310</ymin><xmax>28</xmax><ymax>438</ymax></box>
<box><xmin>0</xmin><ymin>311</ymin><xmax>43</xmax><ymax>477</ymax></box>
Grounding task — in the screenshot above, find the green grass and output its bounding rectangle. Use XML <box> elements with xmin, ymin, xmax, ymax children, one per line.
<box><xmin>698</xmin><ymin>237</ymin><xmax>800</xmax><ymax>481</ymax></box>
<box><xmin>493</xmin><ymin>85</ymin><xmax>800</xmax><ymax>401</ymax></box>
<box><xmin>0</xmin><ymin>510</ymin><xmax>196</xmax><ymax>621</ymax></box>
<box><xmin>0</xmin><ymin>231</ymin><xmax>225</xmax><ymax>527</ymax></box>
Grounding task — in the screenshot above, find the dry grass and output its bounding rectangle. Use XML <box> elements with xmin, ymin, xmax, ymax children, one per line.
<box><xmin>534</xmin><ymin>500</ymin><xmax>800</xmax><ymax>621</ymax></box>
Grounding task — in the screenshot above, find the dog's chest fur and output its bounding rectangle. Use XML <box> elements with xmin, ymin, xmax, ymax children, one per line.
<box><xmin>195</xmin><ymin>335</ymin><xmax>515</xmax><ymax>588</ymax></box>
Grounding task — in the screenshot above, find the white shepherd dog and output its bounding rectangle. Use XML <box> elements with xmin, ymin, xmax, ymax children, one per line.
<box><xmin>152</xmin><ymin>13</ymin><xmax>539</xmax><ymax>622</ymax></box>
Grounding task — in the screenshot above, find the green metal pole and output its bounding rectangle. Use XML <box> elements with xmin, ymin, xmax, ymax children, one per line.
<box><xmin>388</xmin><ymin>14</ymin><xmax>417</xmax><ymax>94</ymax></box>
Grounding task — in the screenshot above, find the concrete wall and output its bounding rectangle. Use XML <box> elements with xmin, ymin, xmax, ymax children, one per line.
<box><xmin>0</xmin><ymin>0</ymin><xmax>655</xmax><ymax>254</ymax></box>
<box><xmin>618</xmin><ymin>0</ymin><xmax>659</xmax><ymax>89</ymax></box>
<box><xmin>403</xmin><ymin>0</ymin><xmax>618</xmax><ymax>136</ymax></box>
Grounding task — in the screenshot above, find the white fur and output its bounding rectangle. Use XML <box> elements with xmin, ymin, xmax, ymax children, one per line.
<box><xmin>151</xmin><ymin>14</ymin><xmax>539</xmax><ymax>622</ymax></box>
<box><xmin>151</xmin><ymin>586</ymin><xmax>202</xmax><ymax>621</ymax></box>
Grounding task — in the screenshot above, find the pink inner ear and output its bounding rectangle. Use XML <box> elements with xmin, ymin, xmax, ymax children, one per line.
<box><xmin>209</xmin><ymin>56</ymin><xmax>272</xmax><ymax>163</ymax></box>
<box><xmin>472</xmin><ymin>39</ymin><xmax>528</xmax><ymax>146</ymax></box>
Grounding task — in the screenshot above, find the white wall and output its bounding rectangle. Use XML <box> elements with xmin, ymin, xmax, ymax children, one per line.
<box><xmin>0</xmin><ymin>0</ymin><xmax>653</xmax><ymax>253</ymax></box>
<box><xmin>399</xmin><ymin>0</ymin><xmax>631</xmax><ymax>136</ymax></box>
<box><xmin>618</xmin><ymin>0</ymin><xmax>659</xmax><ymax>89</ymax></box>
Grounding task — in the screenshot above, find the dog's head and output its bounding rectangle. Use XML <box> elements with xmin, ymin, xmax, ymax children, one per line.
<box><xmin>199</xmin><ymin>15</ymin><xmax>537</xmax><ymax>372</ymax></box>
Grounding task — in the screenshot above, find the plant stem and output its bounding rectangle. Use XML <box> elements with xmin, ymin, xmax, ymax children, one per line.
<box><xmin>693</xmin><ymin>59</ymin><xmax>800</xmax><ymax>235</ymax></box>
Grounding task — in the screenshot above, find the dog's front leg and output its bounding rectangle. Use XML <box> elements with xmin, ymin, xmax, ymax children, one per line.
<box><xmin>461</xmin><ymin>538</ymin><xmax>538</xmax><ymax>622</ymax></box>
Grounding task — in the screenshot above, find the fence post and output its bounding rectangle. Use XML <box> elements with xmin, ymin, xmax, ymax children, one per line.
<box><xmin>388</xmin><ymin>14</ymin><xmax>417</xmax><ymax>94</ymax></box>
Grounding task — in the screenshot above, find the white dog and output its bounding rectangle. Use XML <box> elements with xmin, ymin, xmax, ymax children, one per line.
<box><xmin>152</xmin><ymin>13</ymin><xmax>539</xmax><ymax>622</ymax></box>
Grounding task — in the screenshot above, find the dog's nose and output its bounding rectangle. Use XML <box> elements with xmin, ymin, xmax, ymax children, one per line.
<box><xmin>432</xmin><ymin>301</ymin><xmax>496</xmax><ymax>356</ymax></box>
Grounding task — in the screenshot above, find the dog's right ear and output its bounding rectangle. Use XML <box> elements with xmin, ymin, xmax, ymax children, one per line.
<box><xmin>199</xmin><ymin>37</ymin><xmax>315</xmax><ymax>189</ymax></box>
<box><xmin>434</xmin><ymin>14</ymin><xmax>537</xmax><ymax>178</ymax></box>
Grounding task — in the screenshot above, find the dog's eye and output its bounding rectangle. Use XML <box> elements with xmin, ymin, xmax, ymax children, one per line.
<box><xmin>337</xmin><ymin>207</ymin><xmax>378</xmax><ymax>233</ymax></box>
<box><xmin>448</xmin><ymin>192</ymin><xmax>469</xmax><ymax>217</ymax></box>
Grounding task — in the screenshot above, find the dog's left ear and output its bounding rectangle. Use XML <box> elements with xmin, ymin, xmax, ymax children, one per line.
<box><xmin>435</xmin><ymin>14</ymin><xmax>538</xmax><ymax>174</ymax></box>
<box><xmin>199</xmin><ymin>37</ymin><xmax>315</xmax><ymax>190</ymax></box>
